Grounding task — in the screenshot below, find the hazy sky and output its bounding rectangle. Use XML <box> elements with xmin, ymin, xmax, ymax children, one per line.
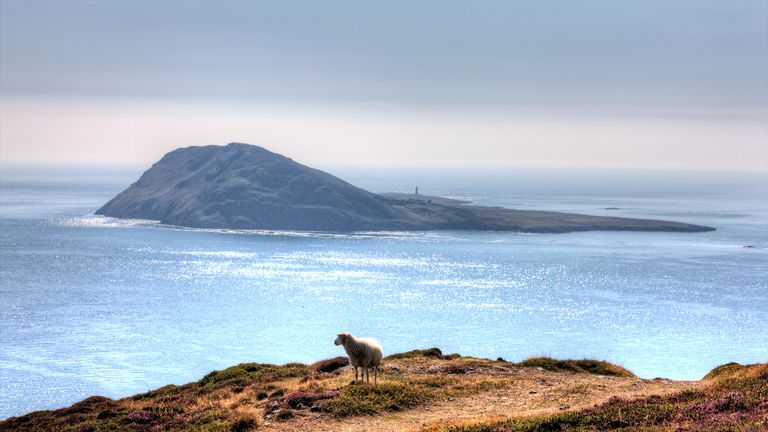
<box><xmin>1</xmin><ymin>0</ymin><xmax>766</xmax><ymax>169</ymax></box>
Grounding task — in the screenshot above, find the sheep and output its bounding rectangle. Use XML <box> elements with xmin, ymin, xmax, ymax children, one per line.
<box><xmin>334</xmin><ymin>332</ymin><xmax>383</xmax><ymax>385</ymax></box>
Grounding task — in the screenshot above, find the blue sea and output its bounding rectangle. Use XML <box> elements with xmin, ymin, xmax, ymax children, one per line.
<box><xmin>1</xmin><ymin>166</ymin><xmax>767</xmax><ymax>419</ymax></box>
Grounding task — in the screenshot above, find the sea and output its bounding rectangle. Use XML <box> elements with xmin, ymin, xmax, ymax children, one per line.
<box><xmin>1</xmin><ymin>165</ymin><xmax>766</xmax><ymax>419</ymax></box>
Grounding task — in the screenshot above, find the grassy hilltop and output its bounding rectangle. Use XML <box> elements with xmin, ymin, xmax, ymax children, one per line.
<box><xmin>1</xmin><ymin>349</ymin><xmax>765</xmax><ymax>432</ymax></box>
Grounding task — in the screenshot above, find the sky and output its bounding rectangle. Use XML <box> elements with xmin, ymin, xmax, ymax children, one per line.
<box><xmin>1</xmin><ymin>0</ymin><xmax>766</xmax><ymax>169</ymax></box>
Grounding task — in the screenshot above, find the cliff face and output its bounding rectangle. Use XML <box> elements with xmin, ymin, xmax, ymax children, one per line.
<box><xmin>96</xmin><ymin>143</ymin><xmax>715</xmax><ymax>233</ymax></box>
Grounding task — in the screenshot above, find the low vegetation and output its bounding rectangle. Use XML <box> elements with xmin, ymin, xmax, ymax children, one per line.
<box><xmin>311</xmin><ymin>356</ymin><xmax>349</xmax><ymax>373</ymax></box>
<box><xmin>319</xmin><ymin>383</ymin><xmax>433</xmax><ymax>417</ymax></box>
<box><xmin>703</xmin><ymin>361</ymin><xmax>748</xmax><ymax>380</ymax></box>
<box><xmin>516</xmin><ymin>357</ymin><xmax>635</xmax><ymax>377</ymax></box>
<box><xmin>198</xmin><ymin>362</ymin><xmax>310</xmax><ymax>390</ymax></box>
<box><xmin>386</xmin><ymin>347</ymin><xmax>448</xmax><ymax>360</ymax></box>
<box><xmin>431</xmin><ymin>363</ymin><xmax>768</xmax><ymax>432</ymax></box>
<box><xmin>389</xmin><ymin>349</ymin><xmax>634</xmax><ymax>378</ymax></box>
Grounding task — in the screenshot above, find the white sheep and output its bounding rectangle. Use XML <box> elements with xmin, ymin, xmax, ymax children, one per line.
<box><xmin>334</xmin><ymin>332</ymin><xmax>383</xmax><ymax>385</ymax></box>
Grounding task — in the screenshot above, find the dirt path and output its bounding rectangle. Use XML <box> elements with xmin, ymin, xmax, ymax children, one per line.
<box><xmin>259</xmin><ymin>360</ymin><xmax>701</xmax><ymax>432</ymax></box>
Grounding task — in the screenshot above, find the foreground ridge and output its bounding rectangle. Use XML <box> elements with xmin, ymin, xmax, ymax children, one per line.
<box><xmin>3</xmin><ymin>349</ymin><xmax>763</xmax><ymax>432</ymax></box>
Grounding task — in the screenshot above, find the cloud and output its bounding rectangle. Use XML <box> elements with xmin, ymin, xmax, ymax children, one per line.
<box><xmin>1</xmin><ymin>97</ymin><xmax>765</xmax><ymax>169</ymax></box>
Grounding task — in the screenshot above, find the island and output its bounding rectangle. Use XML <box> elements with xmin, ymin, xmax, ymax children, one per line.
<box><xmin>96</xmin><ymin>143</ymin><xmax>715</xmax><ymax>233</ymax></box>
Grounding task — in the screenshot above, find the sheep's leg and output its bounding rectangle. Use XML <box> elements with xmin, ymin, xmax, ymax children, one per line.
<box><xmin>364</xmin><ymin>367</ymin><xmax>369</xmax><ymax>384</ymax></box>
<box><xmin>354</xmin><ymin>366</ymin><xmax>358</xmax><ymax>384</ymax></box>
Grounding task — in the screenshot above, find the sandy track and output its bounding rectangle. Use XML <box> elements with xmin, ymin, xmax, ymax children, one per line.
<box><xmin>260</xmin><ymin>359</ymin><xmax>700</xmax><ymax>432</ymax></box>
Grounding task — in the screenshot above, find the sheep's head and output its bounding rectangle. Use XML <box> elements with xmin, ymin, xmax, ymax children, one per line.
<box><xmin>335</xmin><ymin>333</ymin><xmax>350</xmax><ymax>346</ymax></box>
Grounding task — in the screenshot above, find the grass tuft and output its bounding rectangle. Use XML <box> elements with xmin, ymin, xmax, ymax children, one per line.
<box><xmin>320</xmin><ymin>383</ymin><xmax>434</xmax><ymax>417</ymax></box>
<box><xmin>229</xmin><ymin>416</ymin><xmax>257</xmax><ymax>432</ymax></box>
<box><xmin>386</xmin><ymin>348</ymin><xmax>445</xmax><ymax>360</ymax></box>
<box><xmin>703</xmin><ymin>362</ymin><xmax>746</xmax><ymax>381</ymax></box>
<box><xmin>198</xmin><ymin>363</ymin><xmax>310</xmax><ymax>390</ymax></box>
<box><xmin>311</xmin><ymin>356</ymin><xmax>350</xmax><ymax>373</ymax></box>
<box><xmin>516</xmin><ymin>357</ymin><xmax>634</xmax><ymax>377</ymax></box>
